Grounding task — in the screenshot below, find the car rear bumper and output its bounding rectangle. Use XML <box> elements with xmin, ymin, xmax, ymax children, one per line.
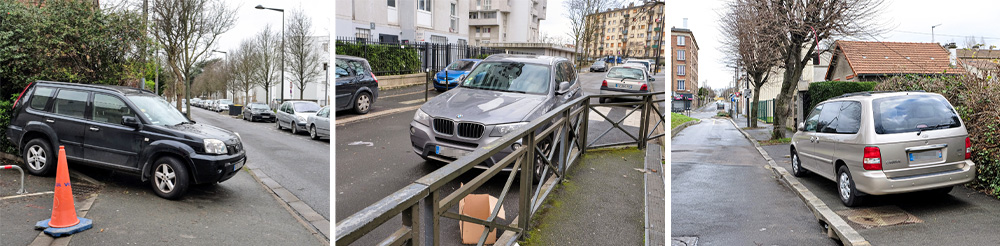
<box><xmin>189</xmin><ymin>152</ymin><xmax>246</xmax><ymax>184</ymax></box>
<box><xmin>854</xmin><ymin>160</ymin><xmax>976</xmax><ymax>195</ymax></box>
<box><xmin>599</xmin><ymin>87</ymin><xmax>645</xmax><ymax>100</ymax></box>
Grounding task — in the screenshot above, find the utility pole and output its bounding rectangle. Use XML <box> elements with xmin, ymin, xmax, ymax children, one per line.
<box><xmin>141</xmin><ymin>0</ymin><xmax>148</xmax><ymax>90</ymax></box>
<box><xmin>931</xmin><ymin>24</ymin><xmax>942</xmax><ymax>43</ymax></box>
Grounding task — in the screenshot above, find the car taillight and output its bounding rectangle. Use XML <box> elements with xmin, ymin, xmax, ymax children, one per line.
<box><xmin>966</xmin><ymin>137</ymin><xmax>972</xmax><ymax>160</ymax></box>
<box><xmin>371</xmin><ymin>72</ymin><xmax>379</xmax><ymax>84</ymax></box>
<box><xmin>12</xmin><ymin>81</ymin><xmax>34</xmax><ymax>109</ymax></box>
<box><xmin>639</xmin><ymin>84</ymin><xmax>648</xmax><ymax>91</ymax></box>
<box><xmin>863</xmin><ymin>146</ymin><xmax>882</xmax><ymax>170</ymax></box>
<box><xmin>601</xmin><ymin>80</ymin><xmax>607</xmax><ymax>87</ymax></box>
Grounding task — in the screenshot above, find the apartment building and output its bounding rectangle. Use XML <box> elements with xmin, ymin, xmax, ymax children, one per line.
<box><xmin>468</xmin><ymin>0</ymin><xmax>547</xmax><ymax>45</ymax></box>
<box><xmin>671</xmin><ymin>27</ymin><xmax>699</xmax><ymax>110</ymax></box>
<box><xmin>584</xmin><ymin>1</ymin><xmax>665</xmax><ymax>59</ymax></box>
<box><xmin>336</xmin><ymin>0</ymin><xmax>470</xmax><ymax>44</ymax></box>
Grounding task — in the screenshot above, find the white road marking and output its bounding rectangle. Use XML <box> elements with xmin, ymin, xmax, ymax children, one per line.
<box><xmin>399</xmin><ymin>99</ymin><xmax>425</xmax><ymax>105</ymax></box>
<box><xmin>1</xmin><ymin>191</ymin><xmax>54</xmax><ymax>200</ymax></box>
<box><xmin>588</xmin><ymin>106</ymin><xmax>613</xmax><ymax>122</ymax></box>
<box><xmin>347</xmin><ymin>141</ymin><xmax>374</xmax><ymax>147</ymax></box>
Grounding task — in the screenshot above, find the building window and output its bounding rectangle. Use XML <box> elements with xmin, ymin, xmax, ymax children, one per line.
<box><xmin>355</xmin><ymin>28</ymin><xmax>371</xmax><ymax>40</ymax></box>
<box><xmin>677</xmin><ymin>65</ymin><xmax>686</xmax><ymax>75</ymax></box>
<box><xmin>678</xmin><ymin>50</ymin><xmax>685</xmax><ymax>60</ymax></box>
<box><xmin>451</xmin><ymin>3</ymin><xmax>457</xmax><ymax>15</ymax></box>
<box><xmin>677</xmin><ymin>36</ymin><xmax>686</xmax><ymax>46</ymax></box>
<box><xmin>387</xmin><ymin>0</ymin><xmax>395</xmax><ymax>7</ymax></box>
<box><xmin>476</xmin><ymin>27</ymin><xmax>481</xmax><ymax>33</ymax></box>
<box><xmin>678</xmin><ymin>80</ymin><xmax>686</xmax><ymax>91</ymax></box>
<box><xmin>418</xmin><ymin>0</ymin><xmax>432</xmax><ymax>11</ymax></box>
<box><xmin>469</xmin><ymin>12</ymin><xmax>478</xmax><ymax>19</ymax></box>
<box><xmin>430</xmin><ymin>35</ymin><xmax>447</xmax><ymax>44</ymax></box>
<box><xmin>485</xmin><ymin>0</ymin><xmax>491</xmax><ymax>9</ymax></box>
<box><xmin>487</xmin><ymin>27</ymin><xmax>491</xmax><ymax>33</ymax></box>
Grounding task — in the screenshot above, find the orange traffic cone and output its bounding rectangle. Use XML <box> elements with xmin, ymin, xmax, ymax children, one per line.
<box><xmin>34</xmin><ymin>146</ymin><xmax>93</xmax><ymax>237</ymax></box>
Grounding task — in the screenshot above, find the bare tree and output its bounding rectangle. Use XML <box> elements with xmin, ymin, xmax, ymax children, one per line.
<box><xmin>150</xmin><ymin>0</ymin><xmax>237</xmax><ymax>117</ymax></box>
<box><xmin>720</xmin><ymin>0</ymin><xmax>783</xmax><ymax>127</ymax></box>
<box><xmin>751</xmin><ymin>0</ymin><xmax>887</xmax><ymax>139</ymax></box>
<box><xmin>229</xmin><ymin>40</ymin><xmax>260</xmax><ymax>105</ymax></box>
<box><xmin>193</xmin><ymin>59</ymin><xmax>228</xmax><ymax>101</ymax></box>
<box><xmin>285</xmin><ymin>9</ymin><xmax>321</xmax><ymax>100</ymax></box>
<box><xmin>254</xmin><ymin>25</ymin><xmax>281</xmax><ymax>103</ymax></box>
<box><xmin>564</xmin><ymin>0</ymin><xmax>623</xmax><ymax>66</ymax></box>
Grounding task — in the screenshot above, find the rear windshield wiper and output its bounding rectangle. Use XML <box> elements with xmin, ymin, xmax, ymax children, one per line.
<box><xmin>917</xmin><ymin>123</ymin><xmax>954</xmax><ymax>135</ymax></box>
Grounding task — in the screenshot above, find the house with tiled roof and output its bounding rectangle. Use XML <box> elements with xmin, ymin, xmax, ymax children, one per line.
<box><xmin>957</xmin><ymin>49</ymin><xmax>1000</xmax><ymax>77</ymax></box>
<box><xmin>825</xmin><ymin>41</ymin><xmax>966</xmax><ymax>81</ymax></box>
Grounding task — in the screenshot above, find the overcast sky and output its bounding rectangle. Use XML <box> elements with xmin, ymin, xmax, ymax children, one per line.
<box><xmin>666</xmin><ymin>0</ymin><xmax>1000</xmax><ymax>89</ymax></box>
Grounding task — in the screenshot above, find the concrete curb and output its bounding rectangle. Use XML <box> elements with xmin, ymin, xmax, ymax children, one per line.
<box><xmin>335</xmin><ymin>105</ymin><xmax>423</xmax><ymax>126</ymax></box>
<box><xmin>727</xmin><ymin>118</ymin><xmax>870</xmax><ymax>246</ymax></box>
<box><xmin>245</xmin><ymin>166</ymin><xmax>330</xmax><ymax>245</ymax></box>
<box><xmin>644</xmin><ymin>143</ymin><xmax>665</xmax><ymax>246</ymax></box>
<box><xmin>670</xmin><ymin>119</ymin><xmax>700</xmax><ymax>138</ymax></box>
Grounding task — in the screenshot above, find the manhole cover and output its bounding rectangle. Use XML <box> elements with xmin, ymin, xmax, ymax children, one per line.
<box><xmin>71</xmin><ymin>182</ymin><xmax>102</xmax><ymax>199</ymax></box>
<box><xmin>836</xmin><ymin>206</ymin><xmax>922</xmax><ymax>229</ymax></box>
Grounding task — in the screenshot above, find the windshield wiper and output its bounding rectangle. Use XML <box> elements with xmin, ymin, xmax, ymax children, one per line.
<box><xmin>917</xmin><ymin>123</ymin><xmax>953</xmax><ymax>135</ymax></box>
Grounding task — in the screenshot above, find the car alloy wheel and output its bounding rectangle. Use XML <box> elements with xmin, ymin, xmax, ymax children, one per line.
<box><xmin>276</xmin><ymin>119</ymin><xmax>282</xmax><ymax>130</ymax></box>
<box><xmin>791</xmin><ymin>151</ymin><xmax>807</xmax><ymax>177</ymax></box>
<box><xmin>838</xmin><ymin>166</ymin><xmax>864</xmax><ymax>206</ymax></box>
<box><xmin>154</xmin><ymin>164</ymin><xmax>176</xmax><ymax>194</ymax></box>
<box><xmin>150</xmin><ymin>156</ymin><xmax>190</xmax><ymax>199</ymax></box>
<box><xmin>839</xmin><ymin>172</ymin><xmax>851</xmax><ymax>200</ymax></box>
<box><xmin>310</xmin><ymin>126</ymin><xmax>319</xmax><ymax>140</ymax></box>
<box><xmin>291</xmin><ymin>123</ymin><xmax>299</xmax><ymax>134</ymax></box>
<box><xmin>354</xmin><ymin>92</ymin><xmax>371</xmax><ymax>114</ymax></box>
<box><xmin>23</xmin><ymin>139</ymin><xmax>55</xmax><ymax>176</ymax></box>
<box><xmin>26</xmin><ymin>145</ymin><xmax>47</xmax><ymax>171</ymax></box>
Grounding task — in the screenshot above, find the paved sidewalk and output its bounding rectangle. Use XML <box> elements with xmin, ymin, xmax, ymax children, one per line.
<box><xmin>521</xmin><ymin>147</ymin><xmax>650</xmax><ymax>246</ymax></box>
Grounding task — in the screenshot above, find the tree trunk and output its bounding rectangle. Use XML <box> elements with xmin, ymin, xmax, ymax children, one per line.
<box><xmin>750</xmin><ymin>86</ymin><xmax>761</xmax><ymax>128</ymax></box>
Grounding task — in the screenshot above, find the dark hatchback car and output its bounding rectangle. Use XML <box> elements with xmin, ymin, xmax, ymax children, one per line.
<box><xmin>242</xmin><ymin>102</ymin><xmax>275</xmax><ymax>122</ymax></box>
<box><xmin>6</xmin><ymin>81</ymin><xmax>246</xmax><ymax>199</ymax></box>
<box><xmin>335</xmin><ymin>55</ymin><xmax>379</xmax><ymax>114</ymax></box>
<box><xmin>589</xmin><ymin>60</ymin><xmax>608</xmax><ymax>72</ymax></box>
<box><xmin>434</xmin><ymin>59</ymin><xmax>482</xmax><ymax>92</ymax></box>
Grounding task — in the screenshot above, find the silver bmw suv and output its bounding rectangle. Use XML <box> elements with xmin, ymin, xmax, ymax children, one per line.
<box><xmin>790</xmin><ymin>91</ymin><xmax>975</xmax><ymax>206</ymax></box>
<box><xmin>409</xmin><ymin>54</ymin><xmax>583</xmax><ymax>168</ymax></box>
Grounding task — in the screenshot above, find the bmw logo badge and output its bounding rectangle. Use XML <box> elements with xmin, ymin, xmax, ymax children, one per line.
<box><xmin>457</xmin><ymin>114</ymin><xmax>463</xmax><ymax>118</ymax></box>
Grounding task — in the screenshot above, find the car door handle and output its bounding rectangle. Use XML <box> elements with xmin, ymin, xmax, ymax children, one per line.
<box><xmin>45</xmin><ymin>119</ymin><xmax>55</xmax><ymax>123</ymax></box>
<box><xmin>89</xmin><ymin>126</ymin><xmax>100</xmax><ymax>132</ymax></box>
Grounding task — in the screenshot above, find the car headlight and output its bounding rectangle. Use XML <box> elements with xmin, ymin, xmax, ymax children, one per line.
<box><xmin>413</xmin><ymin>109</ymin><xmax>431</xmax><ymax>126</ymax></box>
<box><xmin>234</xmin><ymin>132</ymin><xmax>242</xmax><ymax>143</ymax></box>
<box><xmin>204</xmin><ymin>139</ymin><xmax>228</xmax><ymax>154</ymax></box>
<box><xmin>490</xmin><ymin>122</ymin><xmax>528</xmax><ymax>137</ymax></box>
<box><xmin>296</xmin><ymin>116</ymin><xmax>306</xmax><ymax>122</ymax></box>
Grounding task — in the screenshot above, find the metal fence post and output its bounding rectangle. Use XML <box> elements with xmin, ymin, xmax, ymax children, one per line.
<box><xmin>581</xmin><ymin>99</ymin><xmax>590</xmax><ymax>152</ymax></box>
<box><xmin>638</xmin><ymin>95</ymin><xmax>650</xmax><ymax>149</ymax></box>
<box><xmin>520</xmin><ymin>132</ymin><xmax>535</xmax><ymax>236</ymax></box>
<box><xmin>445</xmin><ymin>43</ymin><xmax>452</xmax><ymax>67</ymax></box>
<box><xmin>413</xmin><ymin>190</ymin><xmax>438</xmax><ymax>246</ymax></box>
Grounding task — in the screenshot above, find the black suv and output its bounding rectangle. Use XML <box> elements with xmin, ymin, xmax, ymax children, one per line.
<box><xmin>334</xmin><ymin>55</ymin><xmax>379</xmax><ymax>114</ymax></box>
<box><xmin>5</xmin><ymin>81</ymin><xmax>246</xmax><ymax>199</ymax></box>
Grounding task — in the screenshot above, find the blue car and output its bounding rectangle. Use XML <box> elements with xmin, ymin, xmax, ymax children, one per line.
<box><xmin>434</xmin><ymin>59</ymin><xmax>482</xmax><ymax>91</ymax></box>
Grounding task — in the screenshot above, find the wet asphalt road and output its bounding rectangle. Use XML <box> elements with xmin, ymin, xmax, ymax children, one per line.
<box><xmin>189</xmin><ymin>106</ymin><xmax>330</xmax><ymax>220</ymax></box>
<box><xmin>670</xmin><ymin>104</ymin><xmax>838</xmax><ymax>245</ymax></box>
<box><xmin>335</xmin><ymin>71</ymin><xmax>665</xmax><ymax>245</ymax></box>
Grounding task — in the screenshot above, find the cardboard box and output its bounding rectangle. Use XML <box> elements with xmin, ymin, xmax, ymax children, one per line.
<box><xmin>458</xmin><ymin>193</ymin><xmax>506</xmax><ymax>244</ymax></box>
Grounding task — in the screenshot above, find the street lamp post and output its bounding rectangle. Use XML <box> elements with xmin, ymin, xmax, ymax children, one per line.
<box><xmin>931</xmin><ymin>24</ymin><xmax>942</xmax><ymax>43</ymax></box>
<box><xmin>256</xmin><ymin>4</ymin><xmax>285</xmax><ymax>104</ymax></box>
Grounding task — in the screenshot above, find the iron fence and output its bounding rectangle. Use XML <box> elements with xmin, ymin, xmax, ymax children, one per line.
<box><xmin>756</xmin><ymin>99</ymin><xmax>774</xmax><ymax>123</ymax></box>
<box><xmin>335</xmin><ymin>37</ymin><xmax>530</xmax><ymax>76</ymax></box>
<box><xmin>335</xmin><ymin>93</ymin><xmax>665</xmax><ymax>246</ymax></box>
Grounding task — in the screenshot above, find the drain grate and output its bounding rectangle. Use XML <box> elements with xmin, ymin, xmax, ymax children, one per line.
<box><xmin>836</xmin><ymin>206</ymin><xmax>922</xmax><ymax>229</ymax></box>
<box><xmin>71</xmin><ymin>182</ymin><xmax>102</xmax><ymax>199</ymax></box>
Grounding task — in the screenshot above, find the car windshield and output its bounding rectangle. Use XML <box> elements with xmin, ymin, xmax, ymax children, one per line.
<box><xmin>460</xmin><ymin>62</ymin><xmax>551</xmax><ymax>95</ymax></box>
<box><xmin>873</xmin><ymin>94</ymin><xmax>962</xmax><ymax>134</ymax></box>
<box><xmin>127</xmin><ymin>95</ymin><xmax>189</xmax><ymax>126</ymax></box>
<box><xmin>250</xmin><ymin>103</ymin><xmax>270</xmax><ymax>110</ymax></box>
<box><xmin>446</xmin><ymin>60</ymin><xmax>477</xmax><ymax>71</ymax></box>
<box><xmin>592</xmin><ymin>61</ymin><xmax>605</xmax><ymax>66</ymax></box>
<box><xmin>293</xmin><ymin>102</ymin><xmax>321</xmax><ymax>112</ymax></box>
<box><xmin>606</xmin><ymin>67</ymin><xmax>645</xmax><ymax>80</ymax></box>
<box><xmin>626</xmin><ymin>61</ymin><xmax>648</xmax><ymax>67</ymax></box>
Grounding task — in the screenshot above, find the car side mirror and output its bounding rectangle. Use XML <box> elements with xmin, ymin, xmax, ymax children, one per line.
<box><xmin>458</xmin><ymin>74</ymin><xmax>467</xmax><ymax>82</ymax></box>
<box><xmin>556</xmin><ymin>81</ymin><xmax>571</xmax><ymax>95</ymax></box>
<box><xmin>122</xmin><ymin>116</ymin><xmax>141</xmax><ymax>129</ymax></box>
<box><xmin>797</xmin><ymin>122</ymin><xmax>805</xmax><ymax>132</ymax></box>
<box><xmin>649</xmin><ymin>77</ymin><xmax>655</xmax><ymax>81</ymax></box>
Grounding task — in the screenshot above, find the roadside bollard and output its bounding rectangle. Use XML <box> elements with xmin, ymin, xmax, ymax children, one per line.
<box><xmin>1</xmin><ymin>165</ymin><xmax>28</xmax><ymax>194</ymax></box>
<box><xmin>425</xmin><ymin>68</ymin><xmax>431</xmax><ymax>102</ymax></box>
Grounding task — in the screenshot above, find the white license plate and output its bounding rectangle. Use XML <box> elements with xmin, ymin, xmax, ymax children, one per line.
<box><xmin>614</xmin><ymin>84</ymin><xmax>633</xmax><ymax>89</ymax></box>
<box><xmin>909</xmin><ymin>150</ymin><xmax>942</xmax><ymax>162</ymax></box>
<box><xmin>233</xmin><ymin>158</ymin><xmax>245</xmax><ymax>171</ymax></box>
<box><xmin>261</xmin><ymin>115</ymin><xmax>270</xmax><ymax>118</ymax></box>
<box><xmin>435</xmin><ymin>145</ymin><xmax>469</xmax><ymax>158</ymax></box>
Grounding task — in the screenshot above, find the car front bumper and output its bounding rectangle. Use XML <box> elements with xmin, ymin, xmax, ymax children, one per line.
<box><xmin>188</xmin><ymin>152</ymin><xmax>246</xmax><ymax>184</ymax></box>
<box><xmin>409</xmin><ymin>121</ymin><xmax>515</xmax><ymax>170</ymax></box>
<box><xmin>854</xmin><ymin>160</ymin><xmax>976</xmax><ymax>195</ymax></box>
<box><xmin>433</xmin><ymin>78</ymin><xmax>460</xmax><ymax>90</ymax></box>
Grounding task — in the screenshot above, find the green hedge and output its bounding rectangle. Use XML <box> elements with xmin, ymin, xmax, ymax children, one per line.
<box><xmin>335</xmin><ymin>41</ymin><xmax>421</xmax><ymax>76</ymax></box>
<box><xmin>806</xmin><ymin>81</ymin><xmax>877</xmax><ymax>111</ymax></box>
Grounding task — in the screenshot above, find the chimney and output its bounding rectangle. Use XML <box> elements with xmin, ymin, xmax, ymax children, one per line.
<box><xmin>683</xmin><ymin>18</ymin><xmax>688</xmax><ymax>29</ymax></box>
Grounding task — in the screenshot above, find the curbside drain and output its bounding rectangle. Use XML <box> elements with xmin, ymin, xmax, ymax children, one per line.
<box><xmin>836</xmin><ymin>206</ymin><xmax>923</xmax><ymax>229</ymax></box>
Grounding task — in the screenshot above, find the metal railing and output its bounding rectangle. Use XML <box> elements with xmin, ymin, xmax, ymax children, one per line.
<box><xmin>335</xmin><ymin>92</ymin><xmax>665</xmax><ymax>246</ymax></box>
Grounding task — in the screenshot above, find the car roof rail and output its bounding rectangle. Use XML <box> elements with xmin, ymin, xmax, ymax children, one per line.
<box><xmin>832</xmin><ymin>90</ymin><xmax>928</xmax><ymax>99</ymax></box>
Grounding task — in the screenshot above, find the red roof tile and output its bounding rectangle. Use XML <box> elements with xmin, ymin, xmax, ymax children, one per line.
<box><xmin>835</xmin><ymin>41</ymin><xmax>965</xmax><ymax>75</ymax></box>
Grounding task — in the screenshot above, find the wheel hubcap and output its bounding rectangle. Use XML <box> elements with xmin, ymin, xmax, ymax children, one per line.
<box><xmin>26</xmin><ymin>146</ymin><xmax>46</xmax><ymax>170</ymax></box>
<box><xmin>792</xmin><ymin>154</ymin><xmax>799</xmax><ymax>172</ymax></box>
<box><xmin>310</xmin><ymin>127</ymin><xmax>316</xmax><ymax>138</ymax></box>
<box><xmin>839</xmin><ymin>172</ymin><xmax>851</xmax><ymax>201</ymax></box>
<box><xmin>358</xmin><ymin>95</ymin><xmax>370</xmax><ymax>112</ymax></box>
<box><xmin>154</xmin><ymin>164</ymin><xmax>176</xmax><ymax>193</ymax></box>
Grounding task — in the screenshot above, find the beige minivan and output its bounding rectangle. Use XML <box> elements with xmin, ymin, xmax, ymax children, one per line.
<box><xmin>790</xmin><ymin>91</ymin><xmax>975</xmax><ymax>206</ymax></box>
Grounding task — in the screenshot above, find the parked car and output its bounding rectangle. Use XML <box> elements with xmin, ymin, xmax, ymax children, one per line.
<box><xmin>307</xmin><ymin>106</ymin><xmax>331</xmax><ymax>140</ymax></box>
<box><xmin>589</xmin><ymin>60</ymin><xmax>608</xmax><ymax>72</ymax></box>
<box><xmin>409</xmin><ymin>54</ymin><xmax>583</xmax><ymax>171</ymax></box>
<box><xmin>790</xmin><ymin>91</ymin><xmax>975</xmax><ymax>206</ymax></box>
<box><xmin>716</xmin><ymin>102</ymin><xmax>725</xmax><ymax>110</ymax></box>
<box><xmin>276</xmin><ymin>100</ymin><xmax>322</xmax><ymax>135</ymax></box>
<box><xmin>5</xmin><ymin>81</ymin><xmax>246</xmax><ymax>199</ymax></box>
<box><xmin>242</xmin><ymin>102</ymin><xmax>275</xmax><ymax>122</ymax></box>
<box><xmin>624</xmin><ymin>59</ymin><xmax>652</xmax><ymax>73</ymax></box>
<box><xmin>598</xmin><ymin>64</ymin><xmax>653</xmax><ymax>103</ymax></box>
<box><xmin>215</xmin><ymin>99</ymin><xmax>233</xmax><ymax>112</ymax></box>
<box><xmin>433</xmin><ymin>59</ymin><xmax>482</xmax><ymax>92</ymax></box>
<box><xmin>190</xmin><ymin>98</ymin><xmax>202</xmax><ymax>108</ymax></box>
<box><xmin>334</xmin><ymin>55</ymin><xmax>379</xmax><ymax>114</ymax></box>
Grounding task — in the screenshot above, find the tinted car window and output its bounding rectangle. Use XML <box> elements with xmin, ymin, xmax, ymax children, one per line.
<box><xmin>564</xmin><ymin>62</ymin><xmax>577</xmax><ymax>83</ymax></box>
<box><xmin>554</xmin><ymin>62</ymin><xmax>568</xmax><ymax>84</ymax></box>
<box><xmin>91</xmin><ymin>93</ymin><xmax>134</xmax><ymax>125</ymax></box>
<box><xmin>249</xmin><ymin>103</ymin><xmax>269</xmax><ymax>110</ymax></box>
<box><xmin>836</xmin><ymin>101</ymin><xmax>862</xmax><ymax>134</ymax></box>
<box><xmin>348</xmin><ymin>60</ymin><xmax>366</xmax><ymax>76</ymax></box>
<box><xmin>817</xmin><ymin>102</ymin><xmax>842</xmax><ymax>133</ymax></box>
<box><xmin>335</xmin><ymin>59</ymin><xmax>351</xmax><ymax>78</ymax></box>
<box><xmin>461</xmin><ymin>62</ymin><xmax>551</xmax><ymax>95</ymax></box>
<box><xmin>52</xmin><ymin>89</ymin><xmax>89</xmax><ymax>118</ymax></box>
<box><xmin>127</xmin><ymin>95</ymin><xmax>188</xmax><ymax>126</ymax></box>
<box><xmin>873</xmin><ymin>94</ymin><xmax>961</xmax><ymax>134</ymax></box>
<box><xmin>447</xmin><ymin>60</ymin><xmax>477</xmax><ymax>71</ymax></box>
<box><xmin>593</xmin><ymin>61</ymin><xmax>605</xmax><ymax>66</ymax></box>
<box><xmin>804</xmin><ymin>104</ymin><xmax>824</xmax><ymax>132</ymax></box>
<box><xmin>30</xmin><ymin>87</ymin><xmax>55</xmax><ymax>110</ymax></box>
